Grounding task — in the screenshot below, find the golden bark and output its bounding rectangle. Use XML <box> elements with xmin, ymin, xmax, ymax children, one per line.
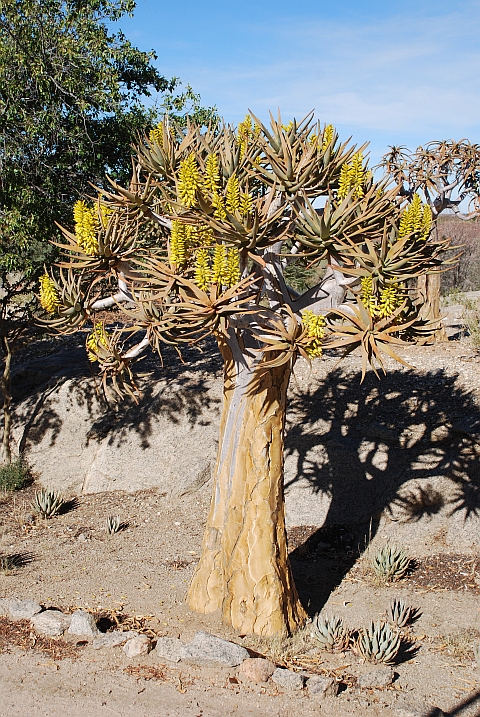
<box><xmin>187</xmin><ymin>339</ymin><xmax>307</xmax><ymax>636</ymax></box>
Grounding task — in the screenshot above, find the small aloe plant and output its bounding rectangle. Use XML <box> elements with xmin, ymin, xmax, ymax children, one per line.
<box><xmin>105</xmin><ymin>515</ymin><xmax>122</xmax><ymax>534</ymax></box>
<box><xmin>311</xmin><ymin>613</ymin><xmax>350</xmax><ymax>652</ymax></box>
<box><xmin>357</xmin><ymin>621</ymin><xmax>402</xmax><ymax>665</ymax></box>
<box><xmin>33</xmin><ymin>489</ymin><xmax>65</xmax><ymax>518</ymax></box>
<box><xmin>371</xmin><ymin>544</ymin><xmax>411</xmax><ymax>583</ymax></box>
<box><xmin>387</xmin><ymin>598</ymin><xmax>418</xmax><ymax>629</ymax></box>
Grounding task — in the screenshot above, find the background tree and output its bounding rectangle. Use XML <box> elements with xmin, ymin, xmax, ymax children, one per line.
<box><xmin>380</xmin><ymin>141</ymin><xmax>480</xmax><ymax>339</ymax></box>
<box><xmin>0</xmin><ymin>0</ymin><xmax>216</xmax><ymax>462</ymax></box>
<box><xmin>41</xmin><ymin>112</ymin><xmax>452</xmax><ymax>636</ymax></box>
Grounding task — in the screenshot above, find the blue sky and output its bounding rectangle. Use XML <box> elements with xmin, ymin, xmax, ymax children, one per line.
<box><xmin>116</xmin><ymin>0</ymin><xmax>480</xmax><ymax>165</ymax></box>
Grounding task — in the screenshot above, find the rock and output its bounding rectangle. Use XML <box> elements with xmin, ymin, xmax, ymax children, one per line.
<box><xmin>184</xmin><ymin>631</ymin><xmax>249</xmax><ymax>667</ymax></box>
<box><xmin>0</xmin><ymin>598</ymin><xmax>9</xmax><ymax>616</ymax></box>
<box><xmin>68</xmin><ymin>609</ymin><xmax>99</xmax><ymax>637</ymax></box>
<box><xmin>30</xmin><ymin>610</ymin><xmax>71</xmax><ymax>636</ymax></box>
<box><xmin>8</xmin><ymin>598</ymin><xmax>42</xmax><ymax>620</ymax></box>
<box><xmin>155</xmin><ymin>637</ymin><xmax>188</xmax><ymax>663</ymax></box>
<box><xmin>237</xmin><ymin>658</ymin><xmax>276</xmax><ymax>684</ymax></box>
<box><xmin>271</xmin><ymin>667</ymin><xmax>305</xmax><ymax>690</ymax></box>
<box><xmin>307</xmin><ymin>675</ymin><xmax>339</xmax><ymax>697</ymax></box>
<box><xmin>358</xmin><ymin>666</ymin><xmax>394</xmax><ymax>689</ymax></box>
<box><xmin>123</xmin><ymin>635</ymin><xmax>152</xmax><ymax>657</ymax></box>
<box><xmin>13</xmin><ymin>370</ymin><xmax>221</xmax><ymax>496</ymax></box>
<box><xmin>93</xmin><ymin>630</ymin><xmax>139</xmax><ymax>650</ymax></box>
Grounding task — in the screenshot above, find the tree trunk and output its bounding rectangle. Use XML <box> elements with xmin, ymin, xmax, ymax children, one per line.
<box><xmin>187</xmin><ymin>338</ymin><xmax>307</xmax><ymax>636</ymax></box>
<box><xmin>1</xmin><ymin>335</ymin><xmax>13</xmax><ymax>464</ymax></box>
<box><xmin>417</xmin><ymin>273</ymin><xmax>447</xmax><ymax>342</ymax></box>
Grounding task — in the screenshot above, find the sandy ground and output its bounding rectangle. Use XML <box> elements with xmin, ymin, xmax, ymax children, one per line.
<box><xmin>1</xmin><ymin>336</ymin><xmax>480</xmax><ymax>716</ymax></box>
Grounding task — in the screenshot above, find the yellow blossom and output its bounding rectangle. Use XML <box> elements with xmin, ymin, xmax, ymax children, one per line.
<box><xmin>73</xmin><ymin>200</ymin><xmax>98</xmax><ymax>255</ymax></box>
<box><xmin>178</xmin><ymin>153</ymin><xmax>200</xmax><ymax>207</ymax></box>
<box><xmin>86</xmin><ymin>323</ymin><xmax>109</xmax><ymax>362</ymax></box>
<box><xmin>39</xmin><ymin>274</ymin><xmax>59</xmax><ymax>314</ymax></box>
<box><xmin>194</xmin><ymin>248</ymin><xmax>211</xmax><ymax>291</ymax></box>
<box><xmin>226</xmin><ymin>174</ymin><xmax>240</xmax><ymax>214</ymax></box>
<box><xmin>302</xmin><ymin>310</ymin><xmax>326</xmax><ymax>358</ymax></box>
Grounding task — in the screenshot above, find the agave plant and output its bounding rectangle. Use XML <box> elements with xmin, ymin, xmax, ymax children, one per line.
<box><xmin>32</xmin><ymin>489</ymin><xmax>65</xmax><ymax>519</ymax></box>
<box><xmin>357</xmin><ymin>621</ymin><xmax>402</xmax><ymax>665</ymax></box>
<box><xmin>311</xmin><ymin>613</ymin><xmax>350</xmax><ymax>652</ymax></box>
<box><xmin>371</xmin><ymin>544</ymin><xmax>411</xmax><ymax>583</ymax></box>
<box><xmin>105</xmin><ymin>515</ymin><xmax>122</xmax><ymax>535</ymax></box>
<box><xmin>387</xmin><ymin>598</ymin><xmax>419</xmax><ymax>629</ymax></box>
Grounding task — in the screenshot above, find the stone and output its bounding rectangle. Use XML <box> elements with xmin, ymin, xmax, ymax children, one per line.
<box><xmin>0</xmin><ymin>598</ymin><xmax>9</xmax><ymax>616</ymax></box>
<box><xmin>358</xmin><ymin>666</ymin><xmax>394</xmax><ymax>689</ymax></box>
<box><xmin>12</xmin><ymin>368</ymin><xmax>221</xmax><ymax>497</ymax></box>
<box><xmin>8</xmin><ymin>598</ymin><xmax>42</xmax><ymax>620</ymax></box>
<box><xmin>307</xmin><ymin>675</ymin><xmax>339</xmax><ymax>697</ymax></box>
<box><xmin>184</xmin><ymin>631</ymin><xmax>249</xmax><ymax>667</ymax></box>
<box><xmin>155</xmin><ymin>637</ymin><xmax>187</xmax><ymax>663</ymax></box>
<box><xmin>68</xmin><ymin>609</ymin><xmax>99</xmax><ymax>637</ymax></box>
<box><xmin>271</xmin><ymin>667</ymin><xmax>305</xmax><ymax>690</ymax></box>
<box><xmin>93</xmin><ymin>630</ymin><xmax>139</xmax><ymax>650</ymax></box>
<box><xmin>31</xmin><ymin>610</ymin><xmax>71</xmax><ymax>636</ymax></box>
<box><xmin>123</xmin><ymin>635</ymin><xmax>152</xmax><ymax>657</ymax></box>
<box><xmin>237</xmin><ymin>658</ymin><xmax>276</xmax><ymax>684</ymax></box>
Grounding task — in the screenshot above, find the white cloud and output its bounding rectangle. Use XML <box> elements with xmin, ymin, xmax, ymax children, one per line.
<box><xmin>163</xmin><ymin>3</ymin><xmax>480</xmax><ymax>142</ymax></box>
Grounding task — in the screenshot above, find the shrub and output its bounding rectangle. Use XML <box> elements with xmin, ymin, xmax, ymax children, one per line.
<box><xmin>0</xmin><ymin>458</ymin><xmax>30</xmax><ymax>491</ymax></box>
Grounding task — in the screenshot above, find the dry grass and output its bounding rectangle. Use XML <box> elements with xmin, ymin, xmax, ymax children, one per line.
<box><xmin>0</xmin><ymin>616</ymin><xmax>79</xmax><ymax>660</ymax></box>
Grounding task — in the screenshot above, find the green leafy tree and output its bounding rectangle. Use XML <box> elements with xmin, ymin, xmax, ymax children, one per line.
<box><xmin>42</xmin><ymin>112</ymin><xmax>452</xmax><ymax>635</ymax></box>
<box><xmin>0</xmin><ymin>0</ymin><xmax>214</xmax><ymax>461</ymax></box>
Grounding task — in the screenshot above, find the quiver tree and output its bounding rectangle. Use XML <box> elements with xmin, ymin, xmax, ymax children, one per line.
<box><xmin>380</xmin><ymin>141</ymin><xmax>479</xmax><ymax>338</ymax></box>
<box><xmin>39</xmin><ymin>112</ymin><xmax>453</xmax><ymax>635</ymax></box>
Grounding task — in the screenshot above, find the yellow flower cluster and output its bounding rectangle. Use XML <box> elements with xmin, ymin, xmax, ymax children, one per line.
<box><xmin>338</xmin><ymin>153</ymin><xmax>368</xmax><ymax>200</ymax></box>
<box><xmin>226</xmin><ymin>174</ymin><xmax>240</xmax><ymax>214</ymax></box>
<box><xmin>322</xmin><ymin>124</ymin><xmax>334</xmax><ymax>151</ymax></box>
<box><xmin>204</xmin><ymin>154</ymin><xmax>221</xmax><ymax>194</ymax></box>
<box><xmin>282</xmin><ymin>121</ymin><xmax>294</xmax><ymax>133</ymax></box>
<box><xmin>237</xmin><ymin>114</ymin><xmax>260</xmax><ymax>158</ymax></box>
<box><xmin>73</xmin><ymin>200</ymin><xmax>99</xmax><ymax>255</ymax></box>
<box><xmin>178</xmin><ymin>153</ymin><xmax>200</xmax><ymax>207</ymax></box>
<box><xmin>149</xmin><ymin>122</ymin><xmax>164</xmax><ymax>147</ymax></box>
<box><xmin>302</xmin><ymin>310</ymin><xmax>326</xmax><ymax>358</ymax></box>
<box><xmin>86</xmin><ymin>323</ymin><xmax>110</xmax><ymax>362</ymax></box>
<box><xmin>361</xmin><ymin>277</ymin><xmax>402</xmax><ymax>318</ymax></box>
<box><xmin>398</xmin><ymin>195</ymin><xmax>432</xmax><ymax>240</ymax></box>
<box><xmin>169</xmin><ymin>220</ymin><xmax>213</xmax><ymax>267</ymax></box>
<box><xmin>193</xmin><ymin>245</ymin><xmax>240</xmax><ymax>290</ymax></box>
<box><xmin>194</xmin><ymin>247</ymin><xmax>211</xmax><ymax>291</ymax></box>
<box><xmin>39</xmin><ymin>274</ymin><xmax>59</xmax><ymax>314</ymax></box>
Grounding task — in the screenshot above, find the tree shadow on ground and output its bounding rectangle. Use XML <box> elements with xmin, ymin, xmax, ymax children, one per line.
<box><xmin>286</xmin><ymin>365</ymin><xmax>480</xmax><ymax>615</ymax></box>
<box><xmin>14</xmin><ymin>337</ymin><xmax>223</xmax><ymax>452</ymax></box>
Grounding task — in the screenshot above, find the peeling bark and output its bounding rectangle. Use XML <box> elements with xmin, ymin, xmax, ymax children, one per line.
<box><xmin>187</xmin><ymin>337</ymin><xmax>307</xmax><ymax>636</ymax></box>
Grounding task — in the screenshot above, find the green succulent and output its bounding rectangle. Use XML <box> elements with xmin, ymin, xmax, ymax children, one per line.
<box><xmin>387</xmin><ymin>598</ymin><xmax>418</xmax><ymax>629</ymax></box>
<box><xmin>105</xmin><ymin>515</ymin><xmax>122</xmax><ymax>534</ymax></box>
<box><xmin>357</xmin><ymin>621</ymin><xmax>401</xmax><ymax>665</ymax></box>
<box><xmin>32</xmin><ymin>489</ymin><xmax>65</xmax><ymax>519</ymax></box>
<box><xmin>371</xmin><ymin>544</ymin><xmax>411</xmax><ymax>583</ymax></box>
<box><xmin>311</xmin><ymin>613</ymin><xmax>350</xmax><ymax>652</ymax></box>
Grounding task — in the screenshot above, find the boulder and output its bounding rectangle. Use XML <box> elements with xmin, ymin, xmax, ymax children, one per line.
<box><xmin>68</xmin><ymin>609</ymin><xmax>99</xmax><ymax>637</ymax></box>
<box><xmin>271</xmin><ymin>667</ymin><xmax>305</xmax><ymax>690</ymax></box>
<box><xmin>31</xmin><ymin>610</ymin><xmax>71</xmax><ymax>636</ymax></box>
<box><xmin>123</xmin><ymin>635</ymin><xmax>152</xmax><ymax>657</ymax></box>
<box><xmin>8</xmin><ymin>598</ymin><xmax>42</xmax><ymax>620</ymax></box>
<box><xmin>237</xmin><ymin>658</ymin><xmax>276</xmax><ymax>684</ymax></box>
<box><xmin>307</xmin><ymin>675</ymin><xmax>339</xmax><ymax>697</ymax></box>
